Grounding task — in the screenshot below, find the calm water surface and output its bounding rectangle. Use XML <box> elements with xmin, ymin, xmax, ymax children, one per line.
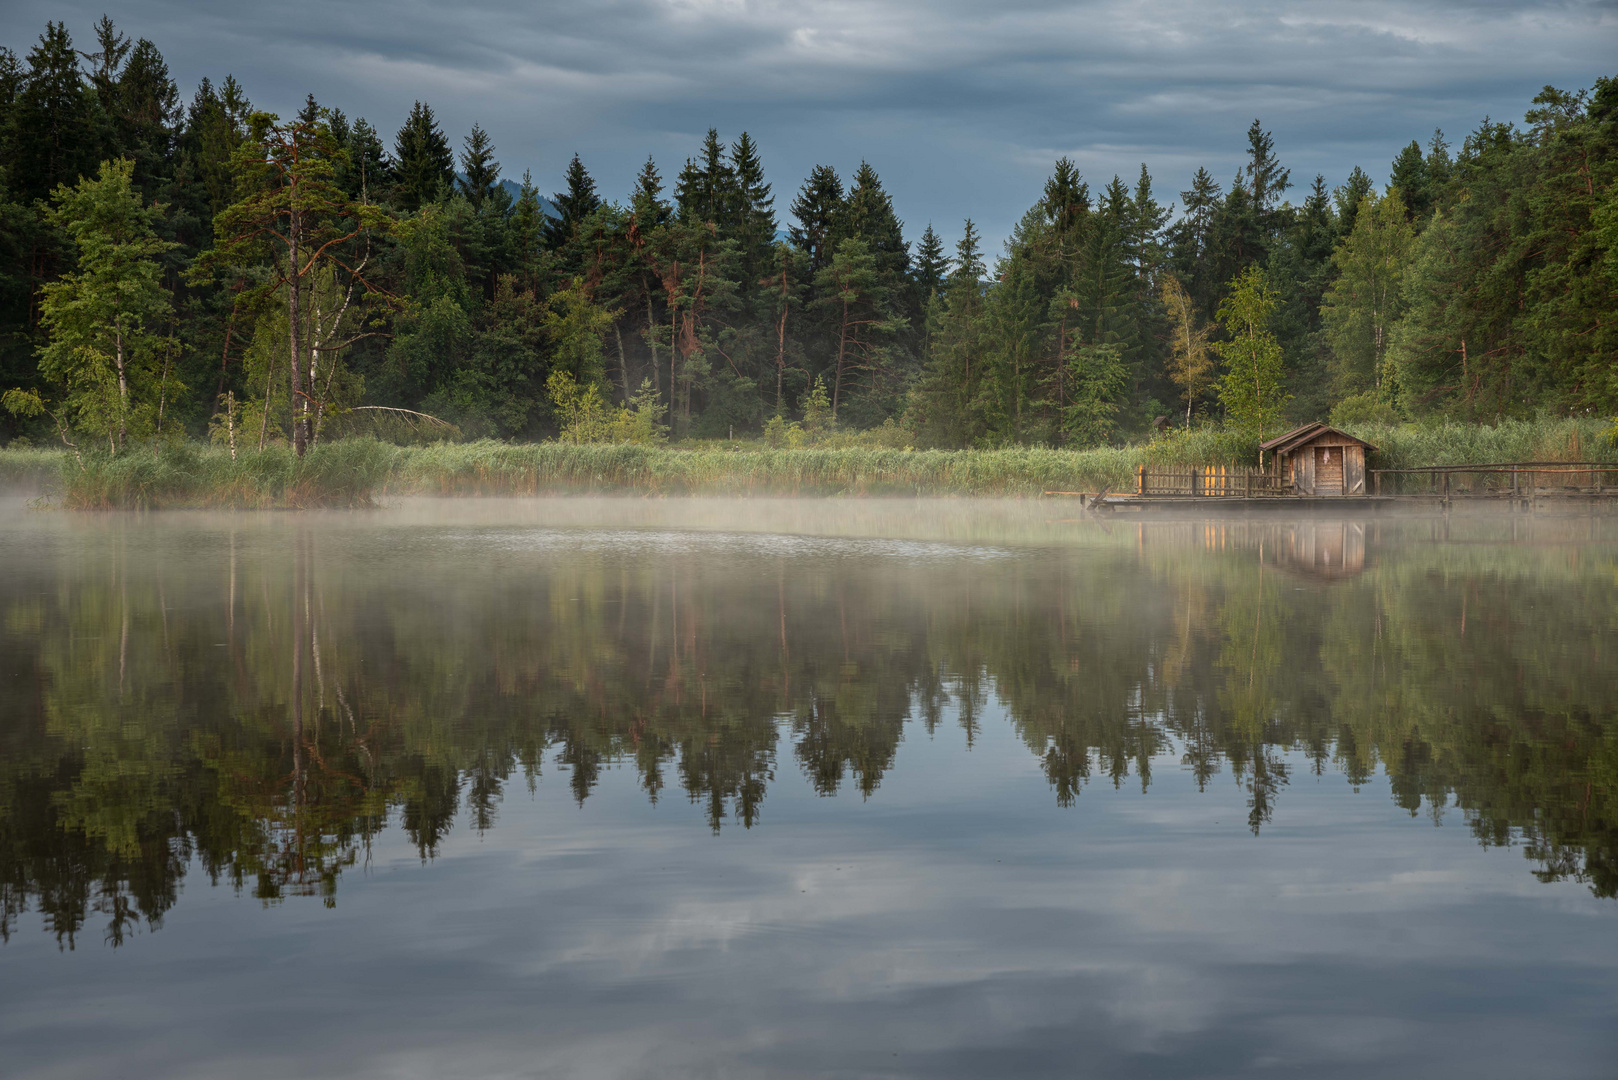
<box><xmin>1</xmin><ymin>498</ymin><xmax>1614</xmax><ymax>1079</ymax></box>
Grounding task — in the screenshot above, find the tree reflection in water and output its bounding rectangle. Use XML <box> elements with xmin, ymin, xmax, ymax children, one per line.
<box><xmin>1</xmin><ymin>513</ymin><xmax>1614</xmax><ymax>947</ymax></box>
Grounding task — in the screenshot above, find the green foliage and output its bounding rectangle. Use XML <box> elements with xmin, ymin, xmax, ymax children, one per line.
<box><xmin>1321</xmin><ymin>188</ymin><xmax>1416</xmax><ymax>403</ymax></box>
<box><xmin>1214</xmin><ymin>267</ymin><xmax>1289</xmax><ymax>441</ymax></box>
<box><xmin>1062</xmin><ymin>344</ymin><xmax>1127</xmax><ymax>448</ymax></box>
<box><xmin>24</xmin><ymin>159</ymin><xmax>178</xmax><ymax>452</ymax></box>
<box><xmin>549</xmin><ymin>370</ymin><xmax>667</xmax><ymax>445</ymax></box>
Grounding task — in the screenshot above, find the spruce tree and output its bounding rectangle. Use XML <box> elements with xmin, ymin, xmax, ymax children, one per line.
<box><xmin>844</xmin><ymin>161</ymin><xmax>909</xmax><ymax>281</ymax></box>
<box><xmin>912</xmin><ymin>224</ymin><xmax>949</xmax><ymax>303</ymax></box>
<box><xmin>1333</xmin><ymin>166</ymin><xmax>1375</xmax><ymax>236</ymax></box>
<box><xmin>457</xmin><ymin>123</ymin><xmax>500</xmax><ymax>210</ymax></box>
<box><xmin>547</xmin><ymin>153</ymin><xmax>601</xmax><ymax>247</ymax></box>
<box><xmin>789</xmin><ymin>165</ymin><xmax>845</xmax><ymax>272</ymax></box>
<box><xmin>10</xmin><ymin>22</ymin><xmax>105</xmax><ymax>203</ymax></box>
<box><xmin>1244</xmin><ymin>118</ymin><xmax>1291</xmax><ymax>213</ymax></box>
<box><xmin>631</xmin><ymin>156</ymin><xmax>670</xmax><ymax>227</ymax></box>
<box><xmin>1388</xmin><ymin>141</ymin><xmax>1432</xmax><ymax>221</ymax></box>
<box><xmin>675</xmin><ymin>129</ymin><xmax>735</xmax><ymax>225</ymax></box>
<box><xmin>392</xmin><ymin>101</ymin><xmax>453</xmax><ymax>212</ymax></box>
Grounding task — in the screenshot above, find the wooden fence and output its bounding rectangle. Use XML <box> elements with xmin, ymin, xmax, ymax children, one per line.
<box><xmin>1135</xmin><ymin>464</ymin><xmax>1293</xmax><ymax>497</ymax></box>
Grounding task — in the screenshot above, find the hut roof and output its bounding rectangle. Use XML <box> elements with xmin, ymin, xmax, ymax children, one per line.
<box><xmin>1258</xmin><ymin>422</ymin><xmax>1377</xmax><ymax>456</ymax></box>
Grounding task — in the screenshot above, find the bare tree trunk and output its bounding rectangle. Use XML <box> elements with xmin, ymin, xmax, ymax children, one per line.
<box><xmin>614</xmin><ymin>322</ymin><xmax>630</xmax><ymax>400</ymax></box>
<box><xmin>288</xmin><ymin>204</ymin><xmax>307</xmax><ymax>457</ymax></box>
<box><xmin>833</xmin><ymin>299</ymin><xmax>849</xmax><ymax>417</ymax></box>
<box><xmin>113</xmin><ymin>318</ymin><xmax>128</xmax><ymax>452</ymax></box>
<box><xmin>776</xmin><ymin>270</ymin><xmax>787</xmax><ymax>412</ymax></box>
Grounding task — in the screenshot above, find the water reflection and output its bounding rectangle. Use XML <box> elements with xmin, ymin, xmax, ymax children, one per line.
<box><xmin>1</xmin><ymin>508</ymin><xmax>1615</xmax><ymax>949</ymax></box>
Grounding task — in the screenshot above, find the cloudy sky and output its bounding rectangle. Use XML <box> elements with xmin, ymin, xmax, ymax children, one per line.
<box><xmin>7</xmin><ymin>1</ymin><xmax>1614</xmax><ymax>251</ymax></box>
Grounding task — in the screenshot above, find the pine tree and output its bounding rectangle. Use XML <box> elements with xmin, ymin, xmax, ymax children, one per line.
<box><xmin>392</xmin><ymin>101</ymin><xmax>453</xmax><ymax>212</ymax></box>
<box><xmin>789</xmin><ymin>165</ymin><xmax>845</xmax><ymax>272</ymax></box>
<box><xmin>546</xmin><ymin>153</ymin><xmax>601</xmax><ymax>248</ymax></box>
<box><xmin>457</xmin><ymin>124</ymin><xmax>500</xmax><ymax>209</ymax></box>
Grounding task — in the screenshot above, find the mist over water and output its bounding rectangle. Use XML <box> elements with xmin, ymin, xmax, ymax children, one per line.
<box><xmin>1</xmin><ymin>498</ymin><xmax>1615</xmax><ymax>1079</ymax></box>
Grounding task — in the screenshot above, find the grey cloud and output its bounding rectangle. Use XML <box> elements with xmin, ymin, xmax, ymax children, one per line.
<box><xmin>5</xmin><ymin>0</ymin><xmax>1612</xmax><ymax>249</ymax></box>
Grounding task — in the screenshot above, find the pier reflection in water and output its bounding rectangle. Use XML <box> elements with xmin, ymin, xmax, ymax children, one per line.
<box><xmin>1</xmin><ymin>501</ymin><xmax>1615</xmax><ymax>1079</ymax></box>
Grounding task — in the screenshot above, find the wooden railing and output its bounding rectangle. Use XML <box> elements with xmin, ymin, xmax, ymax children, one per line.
<box><xmin>1370</xmin><ymin>462</ymin><xmax>1618</xmax><ymax>498</ymax></box>
<box><xmin>1135</xmin><ymin>464</ymin><xmax>1293</xmax><ymax>497</ymax></box>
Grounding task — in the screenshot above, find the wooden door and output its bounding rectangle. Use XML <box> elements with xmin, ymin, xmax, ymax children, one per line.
<box><xmin>1315</xmin><ymin>446</ymin><xmax>1344</xmax><ymax>495</ymax></box>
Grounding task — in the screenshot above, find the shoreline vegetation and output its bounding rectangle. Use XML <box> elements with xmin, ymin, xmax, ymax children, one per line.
<box><xmin>3</xmin><ymin>417</ymin><xmax>1613</xmax><ymax>509</ymax></box>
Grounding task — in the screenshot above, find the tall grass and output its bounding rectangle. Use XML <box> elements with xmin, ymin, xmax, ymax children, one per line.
<box><xmin>1</xmin><ymin>417</ymin><xmax>1612</xmax><ymax>506</ymax></box>
<box><xmin>15</xmin><ymin>438</ymin><xmax>399</xmax><ymax>509</ymax></box>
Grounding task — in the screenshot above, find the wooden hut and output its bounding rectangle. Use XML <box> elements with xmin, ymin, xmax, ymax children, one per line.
<box><xmin>1259</xmin><ymin>423</ymin><xmax>1377</xmax><ymax>496</ymax></box>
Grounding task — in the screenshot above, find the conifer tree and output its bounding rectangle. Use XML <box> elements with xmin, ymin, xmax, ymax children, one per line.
<box><xmin>789</xmin><ymin>165</ymin><xmax>845</xmax><ymax>272</ymax></box>
<box><xmin>1333</xmin><ymin>166</ymin><xmax>1375</xmax><ymax>236</ymax></box>
<box><xmin>1244</xmin><ymin>119</ymin><xmax>1291</xmax><ymax>213</ymax></box>
<box><xmin>631</xmin><ymin>156</ymin><xmax>670</xmax><ymax>227</ymax></box>
<box><xmin>912</xmin><ymin>224</ymin><xmax>949</xmax><ymax>304</ymax></box>
<box><xmin>457</xmin><ymin>124</ymin><xmax>500</xmax><ymax>210</ymax></box>
<box><xmin>547</xmin><ymin>153</ymin><xmax>601</xmax><ymax>248</ymax></box>
<box><xmin>392</xmin><ymin>101</ymin><xmax>453</xmax><ymax>212</ymax></box>
<box><xmin>1388</xmin><ymin>141</ymin><xmax>1431</xmax><ymax>221</ymax></box>
<box><xmin>10</xmin><ymin>22</ymin><xmax>105</xmax><ymax>203</ymax></box>
<box><xmin>675</xmin><ymin>129</ymin><xmax>735</xmax><ymax>225</ymax></box>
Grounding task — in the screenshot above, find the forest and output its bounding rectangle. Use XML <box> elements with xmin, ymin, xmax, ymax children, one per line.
<box><xmin>0</xmin><ymin>17</ymin><xmax>1615</xmax><ymax>456</ymax></box>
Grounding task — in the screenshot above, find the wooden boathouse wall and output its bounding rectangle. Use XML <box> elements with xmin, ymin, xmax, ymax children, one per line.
<box><xmin>1259</xmin><ymin>424</ymin><xmax>1376</xmax><ymax>497</ymax></box>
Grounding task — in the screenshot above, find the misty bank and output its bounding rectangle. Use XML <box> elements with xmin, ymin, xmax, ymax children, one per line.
<box><xmin>2</xmin><ymin>417</ymin><xmax>1613</xmax><ymax>509</ymax></box>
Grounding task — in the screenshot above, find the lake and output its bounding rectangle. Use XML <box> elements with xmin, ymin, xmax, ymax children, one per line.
<box><xmin>1</xmin><ymin>498</ymin><xmax>1614</xmax><ymax>1079</ymax></box>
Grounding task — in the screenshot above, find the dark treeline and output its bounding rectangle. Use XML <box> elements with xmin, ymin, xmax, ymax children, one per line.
<box><xmin>1</xmin><ymin>19</ymin><xmax>1614</xmax><ymax>454</ymax></box>
<box><xmin>2</xmin><ymin>520</ymin><xmax>1615</xmax><ymax>946</ymax></box>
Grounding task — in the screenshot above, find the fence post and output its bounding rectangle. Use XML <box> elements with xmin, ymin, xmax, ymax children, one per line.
<box><xmin>1137</xmin><ymin>463</ymin><xmax>1146</xmax><ymax>495</ymax></box>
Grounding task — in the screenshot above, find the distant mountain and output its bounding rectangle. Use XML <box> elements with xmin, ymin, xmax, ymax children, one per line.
<box><xmin>496</xmin><ymin>178</ymin><xmax>559</xmax><ymax>219</ymax></box>
<box><xmin>453</xmin><ymin>174</ymin><xmax>559</xmax><ymax>218</ymax></box>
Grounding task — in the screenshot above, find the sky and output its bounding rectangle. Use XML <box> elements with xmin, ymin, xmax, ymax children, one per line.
<box><xmin>6</xmin><ymin>1</ymin><xmax>1615</xmax><ymax>253</ymax></box>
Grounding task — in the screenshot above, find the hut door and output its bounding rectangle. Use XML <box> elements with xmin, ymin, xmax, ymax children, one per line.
<box><xmin>1315</xmin><ymin>446</ymin><xmax>1344</xmax><ymax>495</ymax></box>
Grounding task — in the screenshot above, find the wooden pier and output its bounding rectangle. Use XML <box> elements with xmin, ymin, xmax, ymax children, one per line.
<box><xmin>1046</xmin><ymin>460</ymin><xmax>1618</xmax><ymax>515</ymax></box>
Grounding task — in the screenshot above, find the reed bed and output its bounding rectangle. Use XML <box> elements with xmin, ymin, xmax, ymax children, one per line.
<box><xmin>14</xmin><ymin>439</ymin><xmax>398</xmax><ymax>509</ymax></box>
<box><xmin>1337</xmin><ymin>417</ymin><xmax>1618</xmax><ymax>470</ymax></box>
<box><xmin>385</xmin><ymin>441</ymin><xmax>1141</xmax><ymax>497</ymax></box>
<box><xmin>0</xmin><ymin>446</ymin><xmax>66</xmax><ymax>492</ymax></box>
